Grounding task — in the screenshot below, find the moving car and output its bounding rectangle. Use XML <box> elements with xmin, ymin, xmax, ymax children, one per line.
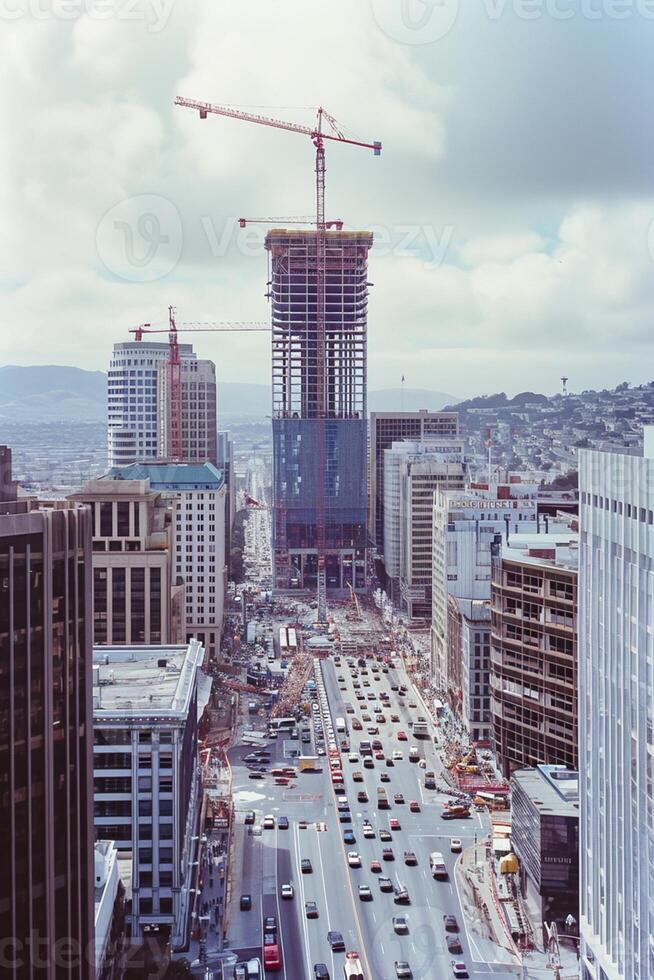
<box><xmin>394</xmin><ymin>884</ymin><xmax>411</xmax><ymax>904</ymax></box>
<box><xmin>347</xmin><ymin>851</ymin><xmax>362</xmax><ymax>868</ymax></box>
<box><xmin>244</xmin><ymin>811</ymin><xmax>256</xmax><ymax>824</ymax></box>
<box><xmin>389</xmin><ymin>818</ymin><xmax>401</xmax><ymax>830</ymax></box>
<box><xmin>430</xmin><ymin>852</ymin><xmax>448</xmax><ymax>880</ymax></box>
<box><xmin>343</xmin><ymin>951</ymin><xmax>365</xmax><ymax>980</ymax></box>
<box><xmin>395</xmin><ymin>962</ymin><xmax>412</xmax><ymax>978</ymax></box>
<box><xmin>263</xmin><ymin>944</ymin><xmax>281</xmax><ymax>971</ymax></box>
<box><xmin>393</xmin><ymin>914</ymin><xmax>409</xmax><ymax>933</ymax></box>
<box><xmin>382</xmin><ymin>847</ymin><xmax>395</xmax><ymax>861</ymax></box>
<box><xmin>305</xmin><ymin>901</ymin><xmax>319</xmax><ymax>919</ymax></box>
<box><xmin>313</xmin><ymin>965</ymin><xmax>330</xmax><ymax>980</ymax></box>
<box><xmin>451</xmin><ymin>962</ymin><xmax>468</xmax><ymax>978</ymax></box>
<box><xmin>301</xmin><ymin>859</ymin><xmax>313</xmax><ymax>874</ymax></box>
<box><xmin>379</xmin><ymin>876</ymin><xmax>393</xmax><ymax>892</ymax></box>
<box><xmin>380</xmin><ymin>830</ymin><xmax>392</xmax><ymax>842</ymax></box>
<box><xmin>264</xmin><ymin>914</ymin><xmax>277</xmax><ymax>934</ymax></box>
<box><xmin>443</xmin><ymin>914</ymin><xmax>460</xmax><ymax>932</ymax></box>
<box><xmin>446</xmin><ymin>935</ymin><xmax>463</xmax><ymax>954</ymax></box>
<box><xmin>450</xmin><ymin>837</ymin><xmax>462</xmax><ymax>853</ymax></box>
<box><xmin>394</xmin><ymin>793</ymin><xmax>405</xmax><ymax>804</ymax></box>
<box><xmin>442</xmin><ymin>805</ymin><xmax>471</xmax><ymax>820</ymax></box>
<box><xmin>327</xmin><ymin>930</ymin><xmax>345</xmax><ymax>951</ymax></box>
<box><xmin>363</xmin><ymin>758</ymin><xmax>375</xmax><ymax>770</ymax></box>
<box><xmin>281</xmin><ymin>883</ymin><xmax>294</xmax><ymax>900</ymax></box>
<box><xmin>248</xmin><ymin>770</ymin><xmax>266</xmax><ymax>779</ymax></box>
<box><xmin>362</xmin><ymin>823</ymin><xmax>375</xmax><ymax>838</ymax></box>
<box><xmin>392</xmin><ymin>750</ymin><xmax>403</xmax><ymax>760</ymax></box>
<box><xmin>397</xmin><ymin>731</ymin><xmax>407</xmax><ymax>741</ymax></box>
<box><xmin>380</xmin><ymin>772</ymin><xmax>390</xmax><ymax>783</ymax></box>
<box><xmin>357</xmin><ymin>790</ymin><xmax>369</xmax><ymax>802</ymax></box>
<box><xmin>370</xmin><ymin>860</ymin><xmax>381</xmax><ymax>873</ymax></box>
<box><xmin>358</xmin><ymin>884</ymin><xmax>373</xmax><ymax>901</ymax></box>
<box><xmin>239</xmin><ymin>894</ymin><xmax>251</xmax><ymax>910</ymax></box>
<box><xmin>278</xmin><ymin>816</ymin><xmax>289</xmax><ymax>829</ymax></box>
<box><xmin>404</xmin><ymin>851</ymin><xmax>417</xmax><ymax>866</ymax></box>
<box><xmin>352</xmin><ymin>770</ymin><xmax>364</xmax><ymax>782</ymax></box>
<box><xmin>409</xmin><ymin>801</ymin><xmax>421</xmax><ymax>812</ymax></box>
<box><xmin>343</xmin><ymin>830</ymin><xmax>356</xmax><ymax>844</ymax></box>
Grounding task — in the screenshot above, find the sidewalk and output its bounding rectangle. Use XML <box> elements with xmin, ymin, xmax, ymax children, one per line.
<box><xmin>456</xmin><ymin>842</ymin><xmax>521</xmax><ymax>960</ymax></box>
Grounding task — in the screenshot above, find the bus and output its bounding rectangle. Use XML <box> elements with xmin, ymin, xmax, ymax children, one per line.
<box><xmin>412</xmin><ymin>720</ymin><xmax>429</xmax><ymax>739</ymax></box>
<box><xmin>278</xmin><ymin>627</ymin><xmax>288</xmax><ymax>656</ymax></box>
<box><xmin>268</xmin><ymin>717</ymin><xmax>296</xmax><ymax>735</ymax></box>
<box><xmin>335</xmin><ymin>717</ymin><xmax>347</xmax><ymax>735</ymax></box>
<box><xmin>287</xmin><ymin>627</ymin><xmax>298</xmax><ymax>654</ymax></box>
<box><xmin>241</xmin><ymin>730</ymin><xmax>269</xmax><ymax>746</ymax></box>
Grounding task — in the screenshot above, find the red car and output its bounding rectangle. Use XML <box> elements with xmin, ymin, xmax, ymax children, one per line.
<box><xmin>389</xmin><ymin>817</ymin><xmax>401</xmax><ymax>830</ymax></box>
<box><xmin>397</xmin><ymin>731</ymin><xmax>408</xmax><ymax>741</ymax></box>
<box><xmin>409</xmin><ymin>800</ymin><xmax>421</xmax><ymax>813</ymax></box>
<box><xmin>263</xmin><ymin>943</ymin><xmax>282</xmax><ymax>971</ymax></box>
<box><xmin>375</xmin><ymin>750</ymin><xmax>385</xmax><ymax>760</ymax></box>
<box><xmin>370</xmin><ymin>859</ymin><xmax>381</xmax><ymax>873</ymax></box>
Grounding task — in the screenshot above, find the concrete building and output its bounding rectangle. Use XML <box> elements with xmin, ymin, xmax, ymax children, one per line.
<box><xmin>107</xmin><ymin>340</ymin><xmax>217</xmax><ymax>468</ymax></box>
<box><xmin>266</xmin><ymin>228</ymin><xmax>372</xmax><ymax>595</ymax></box>
<box><xmin>490</xmin><ymin>530</ymin><xmax>578</xmax><ymax>778</ymax></box>
<box><xmin>578</xmin><ymin>442</ymin><xmax>654</xmax><ymax>980</ymax></box>
<box><xmin>511</xmin><ymin>765</ymin><xmax>579</xmax><ymax>927</ymax></box>
<box><xmin>106</xmin><ymin>463</ymin><xmax>226</xmax><ymax>660</ymax></box>
<box><xmin>457</xmin><ymin>598</ymin><xmax>493</xmax><ymax>744</ymax></box>
<box><xmin>158</xmin><ymin>356</ymin><xmax>218</xmax><ymax>465</ymax></box>
<box><xmin>369</xmin><ymin>410</ymin><xmax>459</xmax><ymax>559</ymax></box>
<box><xmin>92</xmin><ymin>641</ymin><xmax>205</xmax><ymax>947</ymax></box>
<box><xmin>0</xmin><ymin>452</ymin><xmax>95</xmax><ymax>979</ymax></box>
<box><xmin>431</xmin><ymin>480</ymin><xmax>540</xmax><ymax>696</ymax></box>
<box><xmin>108</xmin><ymin>340</ymin><xmax>194</xmax><ymax>467</ymax></box>
<box><xmin>94</xmin><ymin>840</ymin><xmax>126</xmax><ymax>980</ymax></box>
<box><xmin>217</xmin><ymin>431</ymin><xmax>235</xmax><ymax>575</ymax></box>
<box><xmin>69</xmin><ymin>477</ymin><xmax>184</xmax><ymax>646</ymax></box>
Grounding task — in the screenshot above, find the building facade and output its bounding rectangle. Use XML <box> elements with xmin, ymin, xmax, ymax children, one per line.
<box><xmin>266</xmin><ymin>228</ymin><xmax>372</xmax><ymax>595</ymax></box>
<box><xmin>94</xmin><ymin>841</ymin><xmax>126</xmax><ymax>980</ymax></box>
<box><xmin>69</xmin><ymin>477</ymin><xmax>183</xmax><ymax>646</ymax></box>
<box><xmin>0</xmin><ymin>460</ymin><xmax>95</xmax><ymax>979</ymax></box>
<box><xmin>369</xmin><ymin>410</ymin><xmax>459</xmax><ymax>559</ymax></box>
<box><xmin>459</xmin><ymin>599</ymin><xmax>493</xmax><ymax>744</ymax></box>
<box><xmin>490</xmin><ymin>531</ymin><xmax>578</xmax><ymax>778</ymax></box>
<box><xmin>578</xmin><ymin>444</ymin><xmax>654</xmax><ymax>980</ymax></box>
<box><xmin>108</xmin><ymin>341</ymin><xmax>195</xmax><ymax>467</ymax></box>
<box><xmin>92</xmin><ymin>641</ymin><xmax>205</xmax><ymax>947</ymax></box>
<box><xmin>106</xmin><ymin>463</ymin><xmax>226</xmax><ymax>659</ymax></box>
<box><xmin>158</xmin><ymin>357</ymin><xmax>218</xmax><ymax>465</ymax></box>
<box><xmin>431</xmin><ymin>481</ymin><xmax>540</xmax><ymax>694</ymax></box>
<box><xmin>511</xmin><ymin>765</ymin><xmax>579</xmax><ymax>926</ymax></box>
<box><xmin>398</xmin><ymin>450</ymin><xmax>467</xmax><ymax>621</ymax></box>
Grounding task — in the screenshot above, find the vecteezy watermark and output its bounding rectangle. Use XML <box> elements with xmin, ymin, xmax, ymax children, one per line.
<box><xmin>370</xmin><ymin>0</ymin><xmax>460</xmax><ymax>44</ymax></box>
<box><xmin>96</xmin><ymin>194</ymin><xmax>183</xmax><ymax>282</ymax></box>
<box><xmin>200</xmin><ymin>217</ymin><xmax>454</xmax><ymax>268</ymax></box>
<box><xmin>480</xmin><ymin>0</ymin><xmax>654</xmax><ymax>20</ymax></box>
<box><xmin>0</xmin><ymin>0</ymin><xmax>175</xmax><ymax>32</ymax></box>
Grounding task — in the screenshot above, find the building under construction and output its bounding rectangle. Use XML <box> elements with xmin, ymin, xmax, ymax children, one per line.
<box><xmin>266</xmin><ymin>228</ymin><xmax>372</xmax><ymax>595</ymax></box>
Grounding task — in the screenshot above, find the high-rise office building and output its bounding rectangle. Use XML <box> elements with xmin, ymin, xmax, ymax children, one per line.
<box><xmin>490</xmin><ymin>530</ymin><xmax>579</xmax><ymax>778</ymax></box>
<box><xmin>0</xmin><ymin>449</ymin><xmax>95</xmax><ymax>979</ymax></box>
<box><xmin>578</xmin><ymin>442</ymin><xmax>654</xmax><ymax>980</ymax></box>
<box><xmin>369</xmin><ymin>410</ymin><xmax>459</xmax><ymax>560</ymax></box>
<box><xmin>266</xmin><ymin>228</ymin><xmax>372</xmax><ymax>594</ymax></box>
<box><xmin>106</xmin><ymin>463</ymin><xmax>226</xmax><ymax>659</ymax></box>
<box><xmin>92</xmin><ymin>641</ymin><xmax>205</xmax><ymax>947</ymax></box>
<box><xmin>107</xmin><ymin>340</ymin><xmax>217</xmax><ymax>467</ymax></box>
<box><xmin>69</xmin><ymin>477</ymin><xmax>184</xmax><ymax>646</ymax></box>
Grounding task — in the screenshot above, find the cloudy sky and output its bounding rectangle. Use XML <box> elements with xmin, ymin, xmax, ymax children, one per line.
<box><xmin>2</xmin><ymin>0</ymin><xmax>654</xmax><ymax>398</ymax></box>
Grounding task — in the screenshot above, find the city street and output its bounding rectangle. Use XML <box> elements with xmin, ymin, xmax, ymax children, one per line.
<box><xmin>225</xmin><ymin>646</ymin><xmax>522</xmax><ymax>979</ymax></box>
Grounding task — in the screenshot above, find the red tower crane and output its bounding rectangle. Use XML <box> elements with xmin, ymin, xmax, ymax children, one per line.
<box><xmin>175</xmin><ymin>95</ymin><xmax>381</xmax><ymax>622</ymax></box>
<box><xmin>130</xmin><ymin>309</ymin><xmax>270</xmax><ymax>461</ymax></box>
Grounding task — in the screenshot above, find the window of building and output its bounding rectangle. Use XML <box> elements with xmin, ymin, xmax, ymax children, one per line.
<box><xmin>100</xmin><ymin>501</ymin><xmax>113</xmax><ymax>536</ymax></box>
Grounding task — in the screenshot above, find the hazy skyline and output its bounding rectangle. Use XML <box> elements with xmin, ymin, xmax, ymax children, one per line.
<box><xmin>2</xmin><ymin>1</ymin><xmax>654</xmax><ymax>397</ymax></box>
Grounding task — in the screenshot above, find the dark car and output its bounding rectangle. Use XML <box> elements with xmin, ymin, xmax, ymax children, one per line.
<box><xmin>382</xmin><ymin>848</ymin><xmax>395</xmax><ymax>861</ymax></box>
<box><xmin>248</xmin><ymin>770</ymin><xmax>266</xmax><ymax>779</ymax></box>
<box><xmin>380</xmin><ymin>830</ymin><xmax>392</xmax><ymax>842</ymax></box>
<box><xmin>339</xmin><ymin>810</ymin><xmax>352</xmax><ymax>823</ymax></box>
<box><xmin>380</xmin><ymin>772</ymin><xmax>390</xmax><ymax>783</ymax></box>
<box><xmin>301</xmin><ymin>859</ymin><xmax>313</xmax><ymax>874</ymax></box>
<box><xmin>264</xmin><ymin>914</ymin><xmax>277</xmax><ymax>933</ymax></box>
<box><xmin>305</xmin><ymin>901</ymin><xmax>319</xmax><ymax>919</ymax></box>
<box><xmin>379</xmin><ymin>876</ymin><xmax>393</xmax><ymax>892</ymax></box>
<box><xmin>327</xmin><ymin>930</ymin><xmax>345</xmax><ymax>951</ymax></box>
<box><xmin>244</xmin><ymin>811</ymin><xmax>255</xmax><ymax>825</ymax></box>
<box><xmin>239</xmin><ymin>894</ymin><xmax>252</xmax><ymax>911</ymax></box>
<box><xmin>313</xmin><ymin>965</ymin><xmax>330</xmax><ymax>980</ymax></box>
<box><xmin>446</xmin><ymin>935</ymin><xmax>463</xmax><ymax>954</ymax></box>
<box><xmin>278</xmin><ymin>815</ymin><xmax>289</xmax><ymax>830</ymax></box>
<box><xmin>443</xmin><ymin>914</ymin><xmax>460</xmax><ymax>932</ymax></box>
<box><xmin>344</xmin><ymin>830</ymin><xmax>356</xmax><ymax>844</ymax></box>
<box><xmin>404</xmin><ymin>851</ymin><xmax>418</xmax><ymax>866</ymax></box>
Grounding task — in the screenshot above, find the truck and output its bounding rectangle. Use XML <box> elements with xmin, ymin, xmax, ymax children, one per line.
<box><xmin>299</xmin><ymin>756</ymin><xmax>320</xmax><ymax>772</ymax></box>
<box><xmin>335</xmin><ymin>717</ymin><xmax>347</xmax><ymax>734</ymax></box>
<box><xmin>241</xmin><ymin>730</ymin><xmax>269</xmax><ymax>746</ymax></box>
<box><xmin>408</xmin><ymin>746</ymin><xmax>420</xmax><ymax>762</ymax></box>
<box><xmin>429</xmin><ymin>851</ymin><xmax>448</xmax><ymax>880</ymax></box>
<box><xmin>412</xmin><ymin>720</ymin><xmax>429</xmax><ymax>739</ymax></box>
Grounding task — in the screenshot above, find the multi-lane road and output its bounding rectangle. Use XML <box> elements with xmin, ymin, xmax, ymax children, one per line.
<box><xmin>227</xmin><ymin>650</ymin><xmax>520</xmax><ymax>979</ymax></box>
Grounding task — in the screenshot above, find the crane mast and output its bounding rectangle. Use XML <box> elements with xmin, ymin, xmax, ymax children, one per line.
<box><xmin>176</xmin><ymin>95</ymin><xmax>381</xmax><ymax>622</ymax></box>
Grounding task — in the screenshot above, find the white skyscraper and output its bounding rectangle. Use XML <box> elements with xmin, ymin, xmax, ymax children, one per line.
<box><xmin>107</xmin><ymin>341</ymin><xmax>194</xmax><ymax>467</ymax></box>
<box><xmin>578</xmin><ymin>440</ymin><xmax>654</xmax><ymax>980</ymax></box>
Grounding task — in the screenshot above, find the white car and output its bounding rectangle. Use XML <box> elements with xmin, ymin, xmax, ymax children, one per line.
<box><xmin>418</xmin><ymin>759</ymin><xmax>427</xmax><ymax>769</ymax></box>
<box><xmin>347</xmin><ymin>851</ymin><xmax>362</xmax><ymax>868</ymax></box>
<box><xmin>393</xmin><ymin>914</ymin><xmax>409</xmax><ymax>934</ymax></box>
<box><xmin>349</xmin><ymin>753</ymin><xmax>359</xmax><ymax>763</ymax></box>
<box><xmin>281</xmin><ymin>883</ymin><xmax>294</xmax><ymax>900</ymax></box>
<box><xmin>263</xmin><ymin>815</ymin><xmax>275</xmax><ymax>829</ymax></box>
<box><xmin>392</xmin><ymin>750</ymin><xmax>403</xmax><ymax>761</ymax></box>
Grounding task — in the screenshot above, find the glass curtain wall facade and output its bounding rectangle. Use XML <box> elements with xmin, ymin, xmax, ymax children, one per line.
<box><xmin>266</xmin><ymin>229</ymin><xmax>372</xmax><ymax>593</ymax></box>
<box><xmin>0</xmin><ymin>503</ymin><xmax>94</xmax><ymax>979</ymax></box>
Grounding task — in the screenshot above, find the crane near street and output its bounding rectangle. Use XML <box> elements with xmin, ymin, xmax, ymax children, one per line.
<box><xmin>175</xmin><ymin>95</ymin><xmax>381</xmax><ymax>623</ymax></box>
<box><xmin>130</xmin><ymin>308</ymin><xmax>270</xmax><ymax>461</ymax></box>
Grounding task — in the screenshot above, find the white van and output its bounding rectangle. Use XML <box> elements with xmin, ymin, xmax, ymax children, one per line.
<box><xmin>429</xmin><ymin>851</ymin><xmax>448</xmax><ymax>880</ymax></box>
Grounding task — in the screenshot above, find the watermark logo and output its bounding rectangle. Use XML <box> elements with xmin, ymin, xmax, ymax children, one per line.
<box><xmin>370</xmin><ymin>0</ymin><xmax>460</xmax><ymax>44</ymax></box>
<box><xmin>0</xmin><ymin>0</ymin><xmax>175</xmax><ymax>32</ymax></box>
<box><xmin>96</xmin><ymin>194</ymin><xmax>183</xmax><ymax>282</ymax></box>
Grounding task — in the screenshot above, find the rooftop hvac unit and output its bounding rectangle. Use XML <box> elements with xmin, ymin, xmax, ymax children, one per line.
<box><xmin>158</xmin><ymin>658</ymin><xmax>168</xmax><ymax>668</ymax></box>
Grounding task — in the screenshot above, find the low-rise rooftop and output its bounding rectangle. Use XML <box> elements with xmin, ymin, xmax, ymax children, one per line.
<box><xmin>92</xmin><ymin>641</ymin><xmax>204</xmax><ymax>718</ymax></box>
<box><xmin>512</xmin><ymin>764</ymin><xmax>579</xmax><ymax>817</ymax></box>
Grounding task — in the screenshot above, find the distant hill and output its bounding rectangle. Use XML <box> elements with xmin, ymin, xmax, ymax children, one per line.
<box><xmin>443</xmin><ymin>391</ymin><xmax>548</xmax><ymax>413</ymax></box>
<box><xmin>0</xmin><ymin>365</ymin><xmax>457</xmax><ymax>422</ymax></box>
<box><xmin>0</xmin><ymin>365</ymin><xmax>106</xmax><ymax>421</ymax></box>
